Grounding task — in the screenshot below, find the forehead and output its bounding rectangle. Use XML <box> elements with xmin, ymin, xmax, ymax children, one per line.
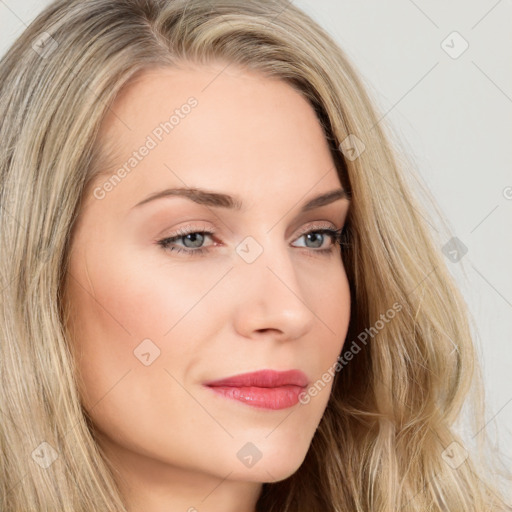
<box><xmin>88</xmin><ymin>63</ymin><xmax>342</xmax><ymax>214</ymax></box>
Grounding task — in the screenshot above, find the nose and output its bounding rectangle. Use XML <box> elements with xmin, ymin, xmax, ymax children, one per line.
<box><xmin>231</xmin><ymin>237</ymin><xmax>317</xmax><ymax>342</ymax></box>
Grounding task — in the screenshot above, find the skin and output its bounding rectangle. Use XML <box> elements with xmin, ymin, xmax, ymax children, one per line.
<box><xmin>63</xmin><ymin>61</ymin><xmax>351</xmax><ymax>512</ymax></box>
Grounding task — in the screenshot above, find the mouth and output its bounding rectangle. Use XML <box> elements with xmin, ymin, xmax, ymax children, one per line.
<box><xmin>203</xmin><ymin>369</ymin><xmax>309</xmax><ymax>410</ymax></box>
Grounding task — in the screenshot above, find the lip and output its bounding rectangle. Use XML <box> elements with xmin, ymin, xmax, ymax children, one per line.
<box><xmin>203</xmin><ymin>369</ymin><xmax>309</xmax><ymax>388</ymax></box>
<box><xmin>203</xmin><ymin>369</ymin><xmax>309</xmax><ymax>410</ymax></box>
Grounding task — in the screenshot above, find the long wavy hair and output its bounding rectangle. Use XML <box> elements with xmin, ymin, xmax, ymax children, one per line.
<box><xmin>0</xmin><ymin>0</ymin><xmax>510</xmax><ymax>510</ymax></box>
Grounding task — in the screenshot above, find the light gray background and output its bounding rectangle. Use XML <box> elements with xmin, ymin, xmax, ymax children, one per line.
<box><xmin>1</xmin><ymin>0</ymin><xmax>511</xmax><ymax>489</ymax></box>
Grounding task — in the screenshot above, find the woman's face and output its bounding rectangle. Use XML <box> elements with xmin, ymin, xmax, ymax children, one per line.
<box><xmin>64</xmin><ymin>62</ymin><xmax>351</xmax><ymax>508</ymax></box>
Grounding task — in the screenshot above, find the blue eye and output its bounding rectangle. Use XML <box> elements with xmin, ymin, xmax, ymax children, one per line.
<box><xmin>157</xmin><ymin>225</ymin><xmax>346</xmax><ymax>257</ymax></box>
<box><xmin>157</xmin><ymin>229</ymin><xmax>214</xmax><ymax>256</ymax></box>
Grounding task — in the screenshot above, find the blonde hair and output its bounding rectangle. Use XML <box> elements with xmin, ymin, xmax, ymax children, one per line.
<box><xmin>0</xmin><ymin>0</ymin><xmax>510</xmax><ymax>510</ymax></box>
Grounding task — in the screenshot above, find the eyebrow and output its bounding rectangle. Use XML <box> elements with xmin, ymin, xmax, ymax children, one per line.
<box><xmin>132</xmin><ymin>186</ymin><xmax>350</xmax><ymax>212</ymax></box>
<box><xmin>133</xmin><ymin>188</ymin><xmax>350</xmax><ymax>212</ymax></box>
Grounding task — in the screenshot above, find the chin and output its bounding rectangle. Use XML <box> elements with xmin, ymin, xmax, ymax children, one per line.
<box><xmin>229</xmin><ymin>462</ymin><xmax>304</xmax><ymax>484</ymax></box>
<box><xmin>230</xmin><ymin>444</ymin><xmax>310</xmax><ymax>483</ymax></box>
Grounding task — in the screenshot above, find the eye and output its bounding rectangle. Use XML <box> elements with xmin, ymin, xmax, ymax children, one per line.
<box><xmin>291</xmin><ymin>225</ymin><xmax>343</xmax><ymax>253</ymax></box>
<box><xmin>157</xmin><ymin>225</ymin><xmax>215</xmax><ymax>257</ymax></box>
<box><xmin>156</xmin><ymin>223</ymin><xmax>347</xmax><ymax>257</ymax></box>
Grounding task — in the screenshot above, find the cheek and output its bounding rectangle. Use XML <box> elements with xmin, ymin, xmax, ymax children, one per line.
<box><xmin>302</xmin><ymin>260</ymin><xmax>351</xmax><ymax>411</ymax></box>
<box><xmin>69</xmin><ymin>239</ymin><xmax>222</xmax><ymax>337</ymax></box>
<box><xmin>303</xmin><ymin>257</ymin><xmax>351</xmax><ymax>355</ymax></box>
<box><xmin>64</xmin><ymin>243</ymin><xmax>230</xmax><ymax>403</ymax></box>
<box><xmin>63</xmin><ymin>244</ymin><xmax>228</xmax><ymax>453</ymax></box>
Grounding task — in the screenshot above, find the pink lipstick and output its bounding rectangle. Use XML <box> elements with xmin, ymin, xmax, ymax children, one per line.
<box><xmin>203</xmin><ymin>369</ymin><xmax>308</xmax><ymax>410</ymax></box>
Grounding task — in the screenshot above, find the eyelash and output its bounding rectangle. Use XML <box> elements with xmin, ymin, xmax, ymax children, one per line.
<box><xmin>156</xmin><ymin>223</ymin><xmax>348</xmax><ymax>258</ymax></box>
